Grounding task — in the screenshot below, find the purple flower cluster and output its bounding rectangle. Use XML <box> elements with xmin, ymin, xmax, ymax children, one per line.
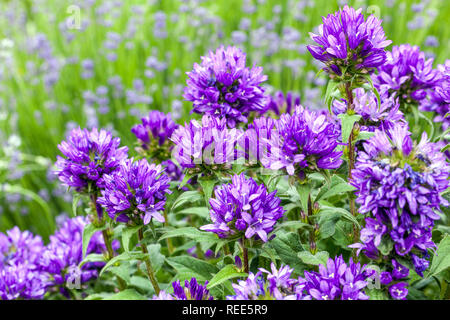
<box><xmin>200</xmin><ymin>173</ymin><xmax>284</xmax><ymax>242</ymax></box>
<box><xmin>227</xmin><ymin>263</ymin><xmax>300</xmax><ymax>300</ymax></box>
<box><xmin>0</xmin><ymin>227</ymin><xmax>47</xmax><ymax>299</ymax></box>
<box><xmin>239</xmin><ymin>116</ymin><xmax>277</xmax><ymax>165</ymax></box>
<box><xmin>419</xmin><ymin>60</ymin><xmax>450</xmax><ymax>131</ymax></box>
<box><xmin>297</xmin><ymin>256</ymin><xmax>371</xmax><ymax>300</ymax></box>
<box><xmin>40</xmin><ymin>216</ymin><xmax>115</xmax><ymax>289</ymax></box>
<box><xmin>153</xmin><ymin>278</ymin><xmax>213</xmax><ymax>300</ymax></box>
<box><xmin>184</xmin><ymin>46</ymin><xmax>268</xmax><ymax>128</ymax></box>
<box><xmin>170</xmin><ymin>115</ymin><xmax>243</xmax><ymax>173</ymax></box>
<box><xmin>0</xmin><ymin>216</ymin><xmax>113</xmax><ymax>300</ymax></box>
<box><xmin>131</xmin><ymin>110</ymin><xmax>184</xmax><ymax>181</ymax></box>
<box><xmin>333</xmin><ymin>88</ymin><xmax>405</xmax><ymax>132</ymax></box>
<box><xmin>97</xmin><ymin>158</ymin><xmax>171</xmax><ymax>225</ymax></box>
<box><xmin>227</xmin><ymin>257</ymin><xmax>371</xmax><ymax>300</ymax></box>
<box><xmin>55</xmin><ymin>127</ymin><xmax>128</xmax><ymax>192</ymax></box>
<box><xmin>263</xmin><ymin>105</ymin><xmax>343</xmax><ymax>176</ymax></box>
<box><xmin>350</xmin><ymin>125</ymin><xmax>449</xmax><ymax>298</ymax></box>
<box><xmin>307</xmin><ymin>5</ymin><xmax>392</xmax><ymax>78</ymax></box>
<box><xmin>374</xmin><ymin>44</ymin><xmax>442</xmax><ymax>106</ymax></box>
<box><xmin>131</xmin><ymin>110</ymin><xmax>178</xmax><ymax>157</ymax></box>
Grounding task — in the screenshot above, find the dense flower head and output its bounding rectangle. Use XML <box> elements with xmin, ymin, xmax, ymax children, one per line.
<box><xmin>419</xmin><ymin>60</ymin><xmax>450</xmax><ymax>131</ymax></box>
<box><xmin>374</xmin><ymin>44</ymin><xmax>442</xmax><ymax>106</ymax></box>
<box><xmin>227</xmin><ymin>263</ymin><xmax>302</xmax><ymax>300</ymax></box>
<box><xmin>39</xmin><ymin>216</ymin><xmax>115</xmax><ymax>287</ymax></box>
<box><xmin>97</xmin><ymin>158</ymin><xmax>171</xmax><ymax>225</ymax></box>
<box><xmin>55</xmin><ymin>127</ymin><xmax>128</xmax><ymax>192</ymax></box>
<box><xmin>297</xmin><ymin>255</ymin><xmax>371</xmax><ymax>300</ymax></box>
<box><xmin>333</xmin><ymin>88</ymin><xmax>405</xmax><ymax>132</ymax></box>
<box><xmin>200</xmin><ymin>173</ymin><xmax>284</xmax><ymax>242</ymax></box>
<box><xmin>131</xmin><ymin>110</ymin><xmax>179</xmax><ymax>161</ymax></box>
<box><xmin>307</xmin><ymin>5</ymin><xmax>392</xmax><ymax>79</ymax></box>
<box><xmin>264</xmin><ymin>105</ymin><xmax>343</xmax><ymax>176</ymax></box>
<box><xmin>0</xmin><ymin>227</ymin><xmax>47</xmax><ymax>300</ymax></box>
<box><xmin>152</xmin><ymin>278</ymin><xmax>213</xmax><ymax>300</ymax></box>
<box><xmin>184</xmin><ymin>46</ymin><xmax>268</xmax><ymax>127</ymax></box>
<box><xmin>170</xmin><ymin>115</ymin><xmax>243</xmax><ymax>173</ymax></box>
<box><xmin>350</xmin><ymin>125</ymin><xmax>449</xmax><ymax>297</ymax></box>
<box><xmin>260</xmin><ymin>90</ymin><xmax>301</xmax><ymax>116</ymax></box>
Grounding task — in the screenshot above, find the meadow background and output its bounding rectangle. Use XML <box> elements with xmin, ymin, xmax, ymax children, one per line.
<box><xmin>0</xmin><ymin>0</ymin><xmax>449</xmax><ymax>240</ymax></box>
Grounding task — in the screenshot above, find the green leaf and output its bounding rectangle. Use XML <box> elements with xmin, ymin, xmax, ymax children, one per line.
<box><xmin>171</xmin><ymin>190</ymin><xmax>203</xmax><ymax>211</ymax></box>
<box><xmin>324</xmin><ymin>80</ymin><xmax>341</xmax><ymax>113</ymax></box>
<box><xmin>72</xmin><ymin>193</ymin><xmax>82</xmax><ymax>217</ymax></box>
<box><xmin>198</xmin><ymin>176</ymin><xmax>217</xmax><ymax>208</ymax></box>
<box><xmin>179</xmin><ymin>171</ymin><xmax>194</xmax><ymax>189</ymax></box>
<box><xmin>355</xmin><ymin>131</ymin><xmax>375</xmax><ymax>142</ymax></box>
<box><xmin>99</xmin><ymin>251</ymin><xmax>146</xmax><ymax>277</ymax></box>
<box><xmin>268</xmin><ymin>232</ymin><xmax>306</xmax><ymax>274</ymax></box>
<box><xmin>441</xmin><ymin>144</ymin><xmax>450</xmax><ymax>153</ymax></box>
<box><xmin>121</xmin><ymin>225</ymin><xmax>143</xmax><ymax>252</ymax></box>
<box><xmin>147</xmin><ymin>244</ymin><xmax>165</xmax><ymax>274</ymax></box>
<box><xmin>338</xmin><ymin>113</ymin><xmax>361</xmax><ymax>143</ymax></box>
<box><xmin>109</xmin><ymin>263</ymin><xmax>131</xmax><ymax>285</ymax></box>
<box><xmin>378</xmin><ymin>236</ymin><xmax>394</xmax><ymax>256</ymax></box>
<box><xmin>317</xmin><ymin>211</ymin><xmax>341</xmax><ymax>239</ymax></box>
<box><xmin>316</xmin><ymin>182</ymin><xmax>356</xmax><ymax>202</ymax></box>
<box><xmin>273</xmin><ymin>221</ymin><xmax>312</xmax><ymax>233</ymax></box>
<box><xmin>166</xmin><ymin>256</ymin><xmax>219</xmax><ymax>281</ymax></box>
<box><xmin>106</xmin><ymin>289</ymin><xmax>147</xmax><ymax>300</ymax></box>
<box><xmin>366</xmin><ymin>289</ymin><xmax>388</xmax><ymax>300</ymax></box>
<box><xmin>207</xmin><ymin>264</ymin><xmax>248</xmax><ymax>290</ymax></box>
<box><xmin>428</xmin><ymin>234</ymin><xmax>450</xmax><ymax>277</ymax></box>
<box><xmin>319</xmin><ymin>206</ymin><xmax>360</xmax><ymax>229</ymax></box>
<box><xmin>296</xmin><ymin>183</ymin><xmax>312</xmax><ymax>212</ymax></box>
<box><xmin>78</xmin><ymin>253</ymin><xmax>106</xmax><ymax>268</ymax></box>
<box><xmin>175</xmin><ymin>206</ymin><xmax>210</xmax><ymax>219</ymax></box>
<box><xmin>159</xmin><ymin>227</ymin><xmax>218</xmax><ymax>243</ymax></box>
<box><xmin>298</xmin><ymin>251</ymin><xmax>329</xmax><ymax>266</ymax></box>
<box><xmin>82</xmin><ymin>223</ymin><xmax>107</xmax><ymax>258</ymax></box>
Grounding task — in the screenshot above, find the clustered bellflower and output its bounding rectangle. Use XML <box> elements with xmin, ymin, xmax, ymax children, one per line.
<box><xmin>419</xmin><ymin>60</ymin><xmax>450</xmax><ymax>131</ymax></box>
<box><xmin>297</xmin><ymin>255</ymin><xmax>372</xmax><ymax>300</ymax></box>
<box><xmin>152</xmin><ymin>278</ymin><xmax>213</xmax><ymax>300</ymax></box>
<box><xmin>264</xmin><ymin>105</ymin><xmax>343</xmax><ymax>177</ymax></box>
<box><xmin>184</xmin><ymin>46</ymin><xmax>268</xmax><ymax>128</ymax></box>
<box><xmin>374</xmin><ymin>44</ymin><xmax>442</xmax><ymax>106</ymax></box>
<box><xmin>333</xmin><ymin>87</ymin><xmax>405</xmax><ymax>132</ymax></box>
<box><xmin>0</xmin><ymin>227</ymin><xmax>47</xmax><ymax>300</ymax></box>
<box><xmin>350</xmin><ymin>125</ymin><xmax>449</xmax><ymax>299</ymax></box>
<box><xmin>55</xmin><ymin>127</ymin><xmax>128</xmax><ymax>192</ymax></box>
<box><xmin>170</xmin><ymin>115</ymin><xmax>242</xmax><ymax>174</ymax></box>
<box><xmin>227</xmin><ymin>263</ymin><xmax>301</xmax><ymax>300</ymax></box>
<box><xmin>40</xmin><ymin>216</ymin><xmax>118</xmax><ymax>290</ymax></box>
<box><xmin>227</xmin><ymin>257</ymin><xmax>372</xmax><ymax>300</ymax></box>
<box><xmin>200</xmin><ymin>173</ymin><xmax>284</xmax><ymax>242</ymax></box>
<box><xmin>307</xmin><ymin>5</ymin><xmax>392</xmax><ymax>79</ymax></box>
<box><xmin>0</xmin><ymin>216</ymin><xmax>113</xmax><ymax>300</ymax></box>
<box><xmin>97</xmin><ymin>158</ymin><xmax>171</xmax><ymax>225</ymax></box>
<box><xmin>131</xmin><ymin>110</ymin><xmax>183</xmax><ymax>181</ymax></box>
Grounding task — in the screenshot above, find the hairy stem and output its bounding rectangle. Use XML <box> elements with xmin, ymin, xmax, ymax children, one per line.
<box><xmin>138</xmin><ymin>228</ymin><xmax>161</xmax><ymax>295</ymax></box>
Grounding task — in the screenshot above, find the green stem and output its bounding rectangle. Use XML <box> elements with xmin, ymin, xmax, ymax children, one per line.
<box><xmin>345</xmin><ymin>82</ymin><xmax>360</xmax><ymax>260</ymax></box>
<box><xmin>90</xmin><ymin>193</ymin><xmax>126</xmax><ymax>291</ymax></box>
<box><xmin>163</xmin><ymin>210</ymin><xmax>174</xmax><ymax>255</ymax></box>
<box><xmin>138</xmin><ymin>228</ymin><xmax>161</xmax><ymax>295</ymax></box>
<box><xmin>241</xmin><ymin>238</ymin><xmax>249</xmax><ymax>274</ymax></box>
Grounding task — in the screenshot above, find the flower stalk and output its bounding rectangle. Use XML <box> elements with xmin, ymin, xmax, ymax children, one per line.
<box><xmin>138</xmin><ymin>228</ymin><xmax>161</xmax><ymax>295</ymax></box>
